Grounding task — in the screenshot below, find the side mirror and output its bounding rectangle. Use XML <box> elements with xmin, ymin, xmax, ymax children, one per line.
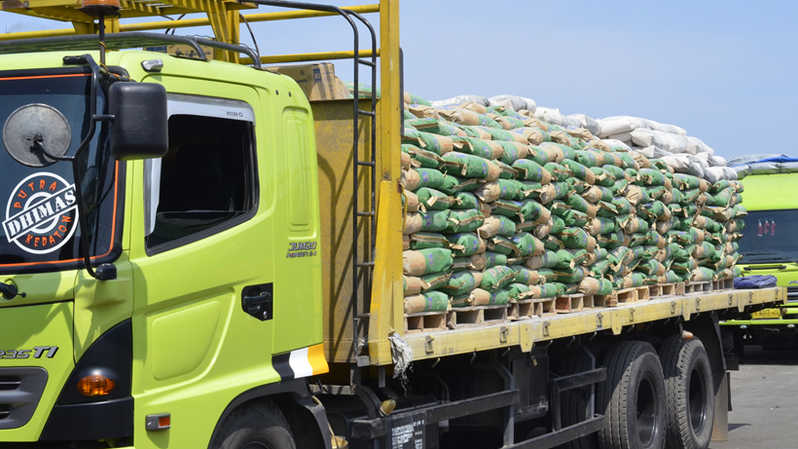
<box><xmin>109</xmin><ymin>82</ymin><xmax>168</xmax><ymax>160</ymax></box>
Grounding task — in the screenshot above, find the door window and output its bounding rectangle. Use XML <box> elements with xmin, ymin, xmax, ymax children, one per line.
<box><xmin>144</xmin><ymin>95</ymin><xmax>257</xmax><ymax>254</ymax></box>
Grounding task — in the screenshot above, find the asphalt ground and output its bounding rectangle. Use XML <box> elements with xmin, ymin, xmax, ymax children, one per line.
<box><xmin>711</xmin><ymin>346</ymin><xmax>798</xmax><ymax>449</ymax></box>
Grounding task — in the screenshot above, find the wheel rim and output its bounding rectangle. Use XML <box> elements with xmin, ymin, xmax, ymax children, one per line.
<box><xmin>688</xmin><ymin>365</ymin><xmax>708</xmax><ymax>434</ymax></box>
<box><xmin>637</xmin><ymin>376</ymin><xmax>657</xmax><ymax>445</ymax></box>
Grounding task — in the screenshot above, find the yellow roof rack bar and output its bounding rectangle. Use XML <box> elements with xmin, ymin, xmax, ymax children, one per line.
<box><xmin>0</xmin><ymin>2</ymin><xmax>378</xmax><ymax>42</ymax></box>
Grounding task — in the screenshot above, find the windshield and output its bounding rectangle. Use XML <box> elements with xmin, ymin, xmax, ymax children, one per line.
<box><xmin>739</xmin><ymin>209</ymin><xmax>798</xmax><ymax>264</ymax></box>
<box><xmin>0</xmin><ymin>69</ymin><xmax>122</xmax><ymax>273</ymax></box>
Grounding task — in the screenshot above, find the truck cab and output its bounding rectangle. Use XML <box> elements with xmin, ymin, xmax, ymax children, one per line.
<box><xmin>723</xmin><ymin>170</ymin><xmax>798</xmax><ymax>349</ymax></box>
<box><xmin>0</xmin><ymin>48</ymin><xmax>328</xmax><ymax>448</ymax></box>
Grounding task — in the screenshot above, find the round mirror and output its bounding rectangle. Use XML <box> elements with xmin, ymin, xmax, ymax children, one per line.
<box><xmin>3</xmin><ymin>103</ymin><xmax>72</xmax><ymax>167</ymax></box>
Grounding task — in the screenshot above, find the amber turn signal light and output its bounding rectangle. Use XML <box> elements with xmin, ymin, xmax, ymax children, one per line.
<box><xmin>77</xmin><ymin>373</ymin><xmax>116</xmax><ymax>397</ymax></box>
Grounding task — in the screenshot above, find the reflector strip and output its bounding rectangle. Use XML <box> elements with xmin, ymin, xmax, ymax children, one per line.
<box><xmin>272</xmin><ymin>344</ymin><xmax>329</xmax><ymax>381</ymax></box>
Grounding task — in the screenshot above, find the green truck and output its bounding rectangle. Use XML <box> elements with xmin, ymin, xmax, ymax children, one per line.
<box><xmin>722</xmin><ymin>168</ymin><xmax>798</xmax><ymax>350</ymax></box>
<box><xmin>0</xmin><ymin>1</ymin><xmax>785</xmax><ymax>449</ymax></box>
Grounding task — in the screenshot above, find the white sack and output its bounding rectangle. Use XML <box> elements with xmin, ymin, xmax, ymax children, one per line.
<box><xmin>488</xmin><ymin>95</ymin><xmax>536</xmax><ymax>113</ymax></box>
<box><xmin>431</xmin><ymin>95</ymin><xmax>488</xmax><ymax>109</ymax></box>
<box><xmin>631</xmin><ymin>128</ymin><xmax>689</xmax><ymax>153</ymax></box>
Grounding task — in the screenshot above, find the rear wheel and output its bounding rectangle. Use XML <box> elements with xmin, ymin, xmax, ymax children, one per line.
<box><xmin>598</xmin><ymin>341</ymin><xmax>666</xmax><ymax>449</ymax></box>
<box><xmin>660</xmin><ymin>336</ymin><xmax>715</xmax><ymax>449</ymax></box>
<box><xmin>212</xmin><ymin>401</ymin><xmax>296</xmax><ymax>449</ymax></box>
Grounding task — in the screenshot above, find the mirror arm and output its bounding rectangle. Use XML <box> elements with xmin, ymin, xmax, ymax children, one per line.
<box><xmin>62</xmin><ymin>54</ymin><xmax>114</xmax><ymax>281</ymax></box>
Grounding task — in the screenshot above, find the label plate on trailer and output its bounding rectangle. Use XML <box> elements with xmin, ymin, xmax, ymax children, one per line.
<box><xmin>389</xmin><ymin>413</ymin><xmax>425</xmax><ymax>449</ymax></box>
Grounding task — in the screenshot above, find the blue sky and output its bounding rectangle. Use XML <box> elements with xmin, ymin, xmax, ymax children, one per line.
<box><xmin>2</xmin><ymin>1</ymin><xmax>796</xmax><ymax>159</ymax></box>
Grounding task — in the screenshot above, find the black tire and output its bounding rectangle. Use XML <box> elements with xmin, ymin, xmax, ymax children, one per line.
<box><xmin>598</xmin><ymin>341</ymin><xmax>666</xmax><ymax>449</ymax></box>
<box><xmin>660</xmin><ymin>336</ymin><xmax>715</xmax><ymax>449</ymax></box>
<box><xmin>212</xmin><ymin>401</ymin><xmax>296</xmax><ymax>449</ymax></box>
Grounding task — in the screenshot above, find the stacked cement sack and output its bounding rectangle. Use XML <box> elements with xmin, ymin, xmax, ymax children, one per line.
<box><xmin>399</xmin><ymin>94</ymin><xmax>744</xmax><ymax>315</ymax></box>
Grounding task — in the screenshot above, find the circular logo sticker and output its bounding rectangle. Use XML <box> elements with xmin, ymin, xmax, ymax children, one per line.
<box><xmin>2</xmin><ymin>172</ymin><xmax>79</xmax><ymax>254</ymax></box>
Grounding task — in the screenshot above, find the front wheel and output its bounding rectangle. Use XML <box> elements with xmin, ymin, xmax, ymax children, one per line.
<box><xmin>212</xmin><ymin>401</ymin><xmax>296</xmax><ymax>449</ymax></box>
<box><xmin>598</xmin><ymin>341</ymin><xmax>666</xmax><ymax>449</ymax></box>
<box><xmin>660</xmin><ymin>336</ymin><xmax>715</xmax><ymax>449</ymax></box>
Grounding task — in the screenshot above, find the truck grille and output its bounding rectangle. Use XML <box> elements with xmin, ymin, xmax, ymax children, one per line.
<box><xmin>788</xmin><ymin>286</ymin><xmax>798</xmax><ymax>302</ymax></box>
<box><xmin>0</xmin><ymin>368</ymin><xmax>47</xmax><ymax>430</ymax></box>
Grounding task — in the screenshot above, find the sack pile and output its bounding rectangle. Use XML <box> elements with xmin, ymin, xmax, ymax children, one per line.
<box><xmin>398</xmin><ymin>94</ymin><xmax>744</xmax><ymax>316</ymax></box>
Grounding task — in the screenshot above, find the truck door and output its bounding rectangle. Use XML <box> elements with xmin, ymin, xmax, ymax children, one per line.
<box><xmin>127</xmin><ymin>82</ymin><xmax>278</xmax><ymax>447</ymax></box>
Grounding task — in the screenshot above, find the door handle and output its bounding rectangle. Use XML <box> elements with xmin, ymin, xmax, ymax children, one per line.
<box><xmin>242</xmin><ymin>283</ymin><xmax>273</xmax><ymax>321</ymax></box>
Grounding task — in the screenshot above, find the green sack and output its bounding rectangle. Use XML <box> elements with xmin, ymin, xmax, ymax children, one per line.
<box><xmin>575</xmin><ymin>149</ymin><xmax>604</xmax><ymax>167</ymax></box>
<box><xmin>587</xmin><ymin>217</ymin><xmax>616</xmax><ymax>235</ymax></box>
<box><xmin>453</xmin><ymin>192</ymin><xmax>479</xmax><ymax>210</ymax></box>
<box><xmin>562</xmin><ymin>159</ymin><xmax>594</xmax><ymax>183</ymax></box>
<box><xmin>507</xmin><ymin>283</ymin><xmax>534</xmax><ymax>300</ymax></box>
<box><xmin>672</xmin><ymin>173</ymin><xmax>702</xmax><ymax>190</ymax></box>
<box><xmin>590</xmin><ymin>260</ymin><xmax>612</xmax><ymax>277</ymax></box>
<box><xmin>404</xmin><ymin>291</ymin><xmax>449</xmax><ymax>313</ymax></box>
<box><xmin>421</xmin><ymin>272</ymin><xmax>452</xmax><ymax>291</ymax></box>
<box><xmin>623</xmin><ymin>216</ymin><xmax>650</xmax><ymax>234</ymax></box>
<box><xmin>579</xmin><ymin>277</ymin><xmax>614</xmax><ymax>295</ymax></box>
<box><xmin>497</xmin><ymin>141</ymin><xmax>529</xmax><ymax>164</ymax></box>
<box><xmin>409</xmin><ymin>118</ymin><xmax>461</xmax><ymax>136</ymax></box>
<box><xmin>494</xmin><ymin>160</ymin><xmax>519</xmax><ymax>179</ymax></box>
<box><xmin>402</xmin><ymin>248</ymin><xmax>454</xmax><ymax>276</ymax></box>
<box><xmin>548</xmin><ymin>266</ymin><xmax>586</xmax><ymax>284</ymax></box>
<box><xmin>416</xmin><ymin>187</ymin><xmax>456</xmax><ymax>210</ymax></box>
<box><xmin>409</xmin><ymin>232</ymin><xmax>449</xmax><ymax>250</ymax></box>
<box><xmin>515</xmin><ymin>200</ymin><xmax>551</xmax><ymax>224</ymax></box>
<box><xmin>611</xmin><ymin>179</ymin><xmax>629</xmax><ymax>196</ymax></box>
<box><xmin>489</xmin><ymin>289</ymin><xmax>513</xmax><ymax>305</ymax></box>
<box><xmin>544</xmin><ymin>162</ymin><xmax>571</xmax><ymax>182</ymax></box>
<box><xmin>512</xmin><ymin>232</ymin><xmax>546</xmax><ymax>257</ymax></box>
<box><xmin>512</xmin><ymin>266</ymin><xmax>545</xmax><ymax>285</ymax></box>
<box><xmin>444</xmin><ymin>270</ymin><xmax>481</xmax><ymax>296</ymax></box>
<box><xmin>497</xmin><ymin>179</ymin><xmax>526</xmax><ymax>200</ymax></box>
<box><xmin>492</xmin><ymin>200</ymin><xmax>522</xmax><ymax>219</ymax></box>
<box><xmin>477</xmin><ymin>125</ymin><xmax>515</xmax><ymax>142</ymax></box>
<box><xmin>418</xmin><ymin>209</ymin><xmax>451</xmax><ymax>232</ymax></box>
<box><xmin>402</xmin><ymin>144</ymin><xmax>441</xmax><ymax>168</ymax></box>
<box><xmin>560</xmin><ymin>208</ymin><xmax>590</xmax><ymax>227</ymax></box>
<box><xmin>561</xmin><ymin>227</ymin><xmax>591</xmax><ymax>249</ymax></box>
<box><xmin>544</xmin><ymin>235</ymin><xmax>565</xmax><ymax>251</ymax></box>
<box><xmin>481</xmin><ymin>265</ymin><xmax>517</xmax><ymax>291</ymax></box>
<box><xmin>637</xmin><ymin>168</ymin><xmax>667</xmax><ymax>186</ymax></box>
<box><xmin>448</xmin><ymin>233</ymin><xmax>484</xmax><ymax>256</ymax></box>
<box><xmin>526</xmin><ymin>250</ymin><xmax>564</xmax><ymax>270</ymax></box>
<box><xmin>618</xmin><ymin>153</ymin><xmax>639</xmax><ymax>169</ymax></box>
<box><xmin>550</xmin><ymin>215</ymin><xmax>566</xmax><ymax>234</ymax></box>
<box><xmin>567</xmin><ymin>194</ymin><xmax>594</xmax><ymax>215</ymax></box>
<box><xmin>489</xmin><ymin>235</ymin><xmax>520</xmax><ymax>256</ymax></box>
<box><xmin>538</xmin><ymin>282</ymin><xmax>567</xmax><ymax>298</ymax></box>
<box><xmin>446</xmin><ymin>209</ymin><xmax>484</xmax><ymax>233</ymax></box>
<box><xmin>528</xmin><ymin>144</ymin><xmax>563</xmax><ymax>165</ymax></box>
<box><xmin>484</xmin><ymin>251</ymin><xmax>508</xmax><ymax>268</ymax></box>
<box><xmin>592</xmin><ymin>168</ymin><xmax>615</xmax><ymax>188</ymax></box>
<box><xmin>602</xmin><ymin>164</ymin><xmax>625</xmax><ymax>181</ymax></box>
<box><xmin>512</xmin><ymin>159</ymin><xmax>551</xmax><ymax>183</ymax></box>
<box><xmin>598</xmin><ymin>229</ymin><xmax>625</xmax><ymax>249</ymax></box>
<box><xmin>691</xmin><ymin>267</ymin><xmax>715</xmax><ymax>282</ymax></box>
<box><xmin>668</xmin><ymin>230</ymin><xmax>695</xmax><ymax>246</ymax></box>
<box><xmin>442</xmin><ymin>152</ymin><xmax>500</xmax><ymax>180</ymax></box>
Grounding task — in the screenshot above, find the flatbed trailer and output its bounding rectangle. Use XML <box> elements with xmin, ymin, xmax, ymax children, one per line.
<box><xmin>0</xmin><ymin>1</ymin><xmax>785</xmax><ymax>449</ymax></box>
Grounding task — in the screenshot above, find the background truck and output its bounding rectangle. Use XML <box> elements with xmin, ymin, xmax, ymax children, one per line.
<box><xmin>722</xmin><ymin>157</ymin><xmax>798</xmax><ymax>352</ymax></box>
<box><xmin>0</xmin><ymin>1</ymin><xmax>784</xmax><ymax>449</ymax></box>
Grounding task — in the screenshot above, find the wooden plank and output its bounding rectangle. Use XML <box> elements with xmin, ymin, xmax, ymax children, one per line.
<box><xmin>556</xmin><ymin>294</ymin><xmax>585</xmax><ymax>314</ymax></box>
<box><xmin>405</xmin><ymin>311</ymin><xmax>448</xmax><ymax>333</ymax></box>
